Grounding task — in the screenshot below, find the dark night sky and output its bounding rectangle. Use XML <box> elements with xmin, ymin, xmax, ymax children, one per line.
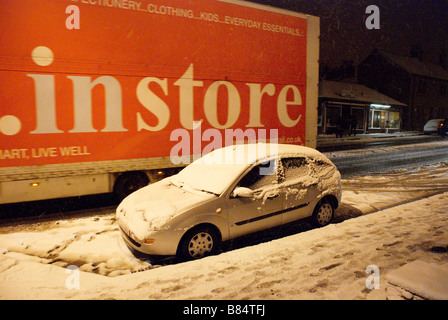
<box><xmin>250</xmin><ymin>0</ymin><xmax>448</xmax><ymax>68</ymax></box>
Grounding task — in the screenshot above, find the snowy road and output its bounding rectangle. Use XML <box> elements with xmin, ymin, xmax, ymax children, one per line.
<box><xmin>317</xmin><ymin>132</ymin><xmax>440</xmax><ymax>152</ymax></box>
<box><xmin>1</xmin><ymin>141</ymin><xmax>448</xmax><ymax>299</ymax></box>
<box><xmin>327</xmin><ymin>140</ymin><xmax>448</xmax><ymax>178</ymax></box>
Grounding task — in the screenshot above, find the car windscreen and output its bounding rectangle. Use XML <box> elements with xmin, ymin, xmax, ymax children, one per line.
<box><xmin>172</xmin><ymin>147</ymin><xmax>254</xmax><ymax>195</ymax></box>
<box><xmin>172</xmin><ymin>144</ymin><xmax>288</xmax><ymax>195</ymax></box>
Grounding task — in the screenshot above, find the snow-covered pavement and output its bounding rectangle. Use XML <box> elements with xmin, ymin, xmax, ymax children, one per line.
<box><xmin>1</xmin><ymin>145</ymin><xmax>448</xmax><ymax>300</ymax></box>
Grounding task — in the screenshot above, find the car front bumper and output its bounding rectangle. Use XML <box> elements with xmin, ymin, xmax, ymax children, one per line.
<box><xmin>119</xmin><ymin>225</ymin><xmax>183</xmax><ymax>256</ymax></box>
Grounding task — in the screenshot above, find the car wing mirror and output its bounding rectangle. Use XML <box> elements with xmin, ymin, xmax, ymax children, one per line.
<box><xmin>231</xmin><ymin>187</ymin><xmax>255</xmax><ymax>198</ymax></box>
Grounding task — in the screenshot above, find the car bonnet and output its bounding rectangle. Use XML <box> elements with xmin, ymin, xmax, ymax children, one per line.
<box><xmin>116</xmin><ymin>178</ymin><xmax>215</xmax><ymax>242</ymax></box>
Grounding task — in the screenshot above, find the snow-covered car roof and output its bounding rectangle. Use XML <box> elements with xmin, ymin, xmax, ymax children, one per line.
<box><xmin>175</xmin><ymin>143</ymin><xmax>333</xmax><ymax>196</ymax></box>
<box><xmin>194</xmin><ymin>143</ymin><xmax>329</xmax><ymax>165</ymax></box>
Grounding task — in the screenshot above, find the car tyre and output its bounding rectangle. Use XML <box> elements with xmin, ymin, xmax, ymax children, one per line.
<box><xmin>311</xmin><ymin>199</ymin><xmax>334</xmax><ymax>227</ymax></box>
<box><xmin>177</xmin><ymin>226</ymin><xmax>219</xmax><ymax>261</ymax></box>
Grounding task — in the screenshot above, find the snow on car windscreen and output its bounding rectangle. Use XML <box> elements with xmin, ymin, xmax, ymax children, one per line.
<box><xmin>172</xmin><ymin>161</ymin><xmax>248</xmax><ymax>196</ymax></box>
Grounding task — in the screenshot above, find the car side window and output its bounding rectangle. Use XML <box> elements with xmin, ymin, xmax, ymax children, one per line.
<box><xmin>238</xmin><ymin>159</ymin><xmax>278</xmax><ymax>190</ymax></box>
<box><xmin>281</xmin><ymin>157</ymin><xmax>308</xmax><ymax>180</ymax></box>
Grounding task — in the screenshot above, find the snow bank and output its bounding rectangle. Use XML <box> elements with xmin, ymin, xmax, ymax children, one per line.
<box><xmin>2</xmin><ymin>190</ymin><xmax>448</xmax><ymax>300</ymax></box>
<box><xmin>0</xmin><ymin>215</ymin><xmax>153</xmax><ymax>277</ymax></box>
<box><xmin>387</xmin><ymin>261</ymin><xmax>448</xmax><ymax>300</ymax></box>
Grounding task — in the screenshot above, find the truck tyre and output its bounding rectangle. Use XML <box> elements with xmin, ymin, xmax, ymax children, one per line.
<box><xmin>311</xmin><ymin>198</ymin><xmax>334</xmax><ymax>227</ymax></box>
<box><xmin>114</xmin><ymin>171</ymin><xmax>149</xmax><ymax>202</ymax></box>
<box><xmin>177</xmin><ymin>226</ymin><xmax>220</xmax><ymax>261</ymax></box>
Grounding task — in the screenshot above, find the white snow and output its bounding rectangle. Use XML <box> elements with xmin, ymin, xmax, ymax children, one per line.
<box><xmin>325</xmin><ymin>140</ymin><xmax>448</xmax><ymax>160</ymax></box>
<box><xmin>1</xmin><ymin>145</ymin><xmax>448</xmax><ymax>299</ymax></box>
<box><xmin>116</xmin><ymin>178</ymin><xmax>215</xmax><ymax>241</ymax></box>
<box><xmin>176</xmin><ymin>143</ymin><xmax>332</xmax><ymax>196</ymax></box>
<box><xmin>387</xmin><ymin>261</ymin><xmax>448</xmax><ymax>300</ymax></box>
<box><xmin>317</xmin><ymin>131</ymin><xmax>434</xmax><ymax>151</ymax></box>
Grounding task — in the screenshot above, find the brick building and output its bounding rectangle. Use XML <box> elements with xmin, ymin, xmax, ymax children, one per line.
<box><xmin>358</xmin><ymin>50</ymin><xmax>448</xmax><ymax>131</ymax></box>
<box><xmin>319</xmin><ymin>80</ymin><xmax>406</xmax><ymax>134</ymax></box>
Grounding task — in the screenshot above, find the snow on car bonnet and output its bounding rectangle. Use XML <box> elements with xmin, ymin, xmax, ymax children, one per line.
<box><xmin>116</xmin><ymin>178</ymin><xmax>215</xmax><ymax>241</ymax></box>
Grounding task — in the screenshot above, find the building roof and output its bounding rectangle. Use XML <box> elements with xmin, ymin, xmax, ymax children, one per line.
<box><xmin>319</xmin><ymin>80</ymin><xmax>407</xmax><ymax>106</ymax></box>
<box><xmin>377</xmin><ymin>50</ymin><xmax>448</xmax><ymax>81</ymax></box>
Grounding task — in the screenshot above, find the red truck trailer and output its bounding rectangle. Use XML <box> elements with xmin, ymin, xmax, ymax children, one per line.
<box><xmin>0</xmin><ymin>0</ymin><xmax>319</xmax><ymax>204</ymax></box>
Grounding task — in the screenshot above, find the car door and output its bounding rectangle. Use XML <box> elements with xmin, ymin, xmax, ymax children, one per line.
<box><xmin>227</xmin><ymin>159</ymin><xmax>283</xmax><ymax>239</ymax></box>
<box><xmin>280</xmin><ymin>157</ymin><xmax>321</xmax><ymax>224</ymax></box>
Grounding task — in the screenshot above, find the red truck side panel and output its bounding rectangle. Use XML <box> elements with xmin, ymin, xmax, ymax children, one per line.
<box><xmin>0</xmin><ymin>0</ymin><xmax>309</xmax><ymax>168</ymax></box>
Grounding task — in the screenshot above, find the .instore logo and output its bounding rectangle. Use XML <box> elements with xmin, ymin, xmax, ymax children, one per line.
<box><xmin>1</xmin><ymin>46</ymin><xmax>304</xmax><ymax>137</ymax></box>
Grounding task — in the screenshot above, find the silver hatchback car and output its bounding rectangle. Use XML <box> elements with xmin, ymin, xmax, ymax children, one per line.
<box><xmin>116</xmin><ymin>143</ymin><xmax>342</xmax><ymax>260</ymax></box>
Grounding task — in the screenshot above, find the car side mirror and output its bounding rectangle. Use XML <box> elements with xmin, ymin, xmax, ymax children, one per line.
<box><xmin>231</xmin><ymin>187</ymin><xmax>255</xmax><ymax>198</ymax></box>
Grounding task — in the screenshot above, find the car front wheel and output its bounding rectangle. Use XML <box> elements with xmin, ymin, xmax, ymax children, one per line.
<box><xmin>177</xmin><ymin>226</ymin><xmax>219</xmax><ymax>261</ymax></box>
<box><xmin>311</xmin><ymin>199</ymin><xmax>334</xmax><ymax>227</ymax></box>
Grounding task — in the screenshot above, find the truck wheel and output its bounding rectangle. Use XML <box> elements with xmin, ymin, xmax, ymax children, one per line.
<box><xmin>311</xmin><ymin>199</ymin><xmax>334</xmax><ymax>227</ymax></box>
<box><xmin>177</xmin><ymin>226</ymin><xmax>219</xmax><ymax>261</ymax></box>
<box><xmin>114</xmin><ymin>171</ymin><xmax>149</xmax><ymax>202</ymax></box>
